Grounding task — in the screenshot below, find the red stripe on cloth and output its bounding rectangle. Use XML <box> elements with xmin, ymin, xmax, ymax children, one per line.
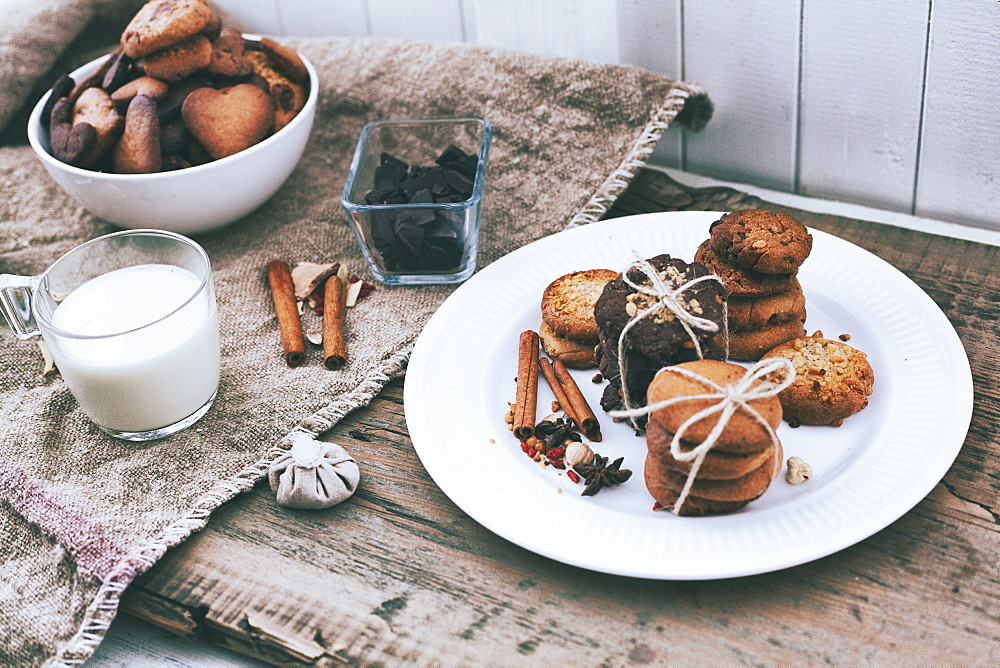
<box><xmin>0</xmin><ymin>459</ymin><xmax>128</xmax><ymax>580</ymax></box>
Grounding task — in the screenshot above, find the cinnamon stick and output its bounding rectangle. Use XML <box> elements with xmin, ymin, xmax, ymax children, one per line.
<box><xmin>547</xmin><ymin>357</ymin><xmax>602</xmax><ymax>442</ymax></box>
<box><xmin>266</xmin><ymin>259</ymin><xmax>305</xmax><ymax>367</ymax></box>
<box><xmin>538</xmin><ymin>357</ymin><xmax>573</xmax><ymax>420</ymax></box>
<box><xmin>512</xmin><ymin>330</ymin><xmax>539</xmax><ymax>440</ymax></box>
<box><xmin>322</xmin><ymin>276</ymin><xmax>347</xmax><ymax>370</ymax></box>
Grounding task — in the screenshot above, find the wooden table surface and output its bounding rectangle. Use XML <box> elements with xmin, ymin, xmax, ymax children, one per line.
<box><xmin>119</xmin><ymin>170</ymin><xmax>999</xmax><ymax>665</ymax></box>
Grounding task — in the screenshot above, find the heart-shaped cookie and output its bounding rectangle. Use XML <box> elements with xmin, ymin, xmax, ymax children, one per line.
<box><xmin>180</xmin><ymin>84</ymin><xmax>274</xmax><ymax>159</ymax></box>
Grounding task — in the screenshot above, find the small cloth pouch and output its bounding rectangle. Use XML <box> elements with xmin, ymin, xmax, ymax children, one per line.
<box><xmin>268</xmin><ymin>432</ymin><xmax>360</xmax><ymax>509</ymax></box>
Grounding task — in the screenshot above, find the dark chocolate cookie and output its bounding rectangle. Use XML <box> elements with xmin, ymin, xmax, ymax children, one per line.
<box><xmin>594</xmin><ymin>254</ymin><xmax>727</xmax><ymax>363</ymax></box>
<box><xmin>709</xmin><ymin>209</ymin><xmax>813</xmax><ymax>274</ymax></box>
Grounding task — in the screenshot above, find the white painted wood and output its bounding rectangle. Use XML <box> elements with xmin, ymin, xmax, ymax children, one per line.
<box><xmin>278</xmin><ymin>0</ymin><xmax>370</xmax><ymax>37</ymax></box>
<box><xmin>915</xmin><ymin>0</ymin><xmax>1000</xmax><ymax>231</ymax></box>
<box><xmin>797</xmin><ymin>0</ymin><xmax>928</xmax><ymax>212</ymax></box>
<box><xmin>468</xmin><ymin>0</ymin><xmax>619</xmax><ymax>62</ymax></box>
<box><xmin>658</xmin><ymin>167</ymin><xmax>1000</xmax><ymax>248</ymax></box>
<box><xmin>207</xmin><ymin>0</ymin><xmax>284</xmax><ymax>35</ymax></box>
<box><xmin>200</xmin><ymin>0</ymin><xmax>1000</xmax><ymax>230</ymax></box>
<box><xmin>617</xmin><ymin>0</ymin><xmax>683</xmax><ymax>168</ymax></box>
<box><xmin>680</xmin><ymin>0</ymin><xmax>801</xmax><ymax>191</ymax></box>
<box><xmin>365</xmin><ymin>0</ymin><xmax>466</xmax><ymax>42</ymax></box>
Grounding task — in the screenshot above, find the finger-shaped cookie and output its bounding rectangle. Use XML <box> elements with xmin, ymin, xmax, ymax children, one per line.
<box><xmin>73</xmin><ymin>87</ymin><xmax>123</xmax><ymax>167</ymax></box>
<box><xmin>112</xmin><ymin>95</ymin><xmax>161</xmax><ymax>174</ymax></box>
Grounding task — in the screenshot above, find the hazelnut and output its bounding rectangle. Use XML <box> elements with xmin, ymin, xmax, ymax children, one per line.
<box><xmin>564</xmin><ymin>441</ymin><xmax>594</xmax><ymax>467</ymax></box>
<box><xmin>785</xmin><ymin>457</ymin><xmax>813</xmax><ymax>484</ymax></box>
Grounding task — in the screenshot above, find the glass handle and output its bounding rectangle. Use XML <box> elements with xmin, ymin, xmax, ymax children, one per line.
<box><xmin>0</xmin><ymin>274</ymin><xmax>41</xmax><ymax>339</ymax></box>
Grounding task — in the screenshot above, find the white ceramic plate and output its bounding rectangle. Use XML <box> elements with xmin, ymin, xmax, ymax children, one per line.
<box><xmin>404</xmin><ymin>212</ymin><xmax>973</xmax><ymax>579</ymax></box>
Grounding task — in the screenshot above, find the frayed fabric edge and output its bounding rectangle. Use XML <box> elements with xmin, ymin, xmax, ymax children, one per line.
<box><xmin>565</xmin><ymin>81</ymin><xmax>712</xmax><ymax>229</ymax></box>
<box><xmin>49</xmin><ymin>351</ymin><xmax>410</xmax><ymax>667</ymax></box>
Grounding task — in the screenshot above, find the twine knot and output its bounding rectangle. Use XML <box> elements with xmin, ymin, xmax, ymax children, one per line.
<box><xmin>611</xmin><ymin>357</ymin><xmax>795</xmax><ymax>515</ymax></box>
<box><xmin>615</xmin><ymin>258</ymin><xmax>728</xmax><ymax>428</ymax></box>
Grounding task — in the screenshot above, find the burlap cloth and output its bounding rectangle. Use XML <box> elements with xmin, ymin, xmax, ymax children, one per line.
<box><xmin>0</xmin><ymin>2</ymin><xmax>712</xmax><ymax>665</ymax></box>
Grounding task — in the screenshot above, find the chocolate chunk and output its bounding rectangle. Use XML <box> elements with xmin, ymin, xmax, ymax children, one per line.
<box><xmin>363</xmin><ymin>146</ymin><xmax>480</xmax><ymax>273</ymax></box>
<box><xmin>444</xmin><ymin>168</ymin><xmax>473</xmax><ymax>195</ymax></box>
<box><xmin>435</xmin><ymin>144</ymin><xmax>470</xmax><ymax>166</ymax></box>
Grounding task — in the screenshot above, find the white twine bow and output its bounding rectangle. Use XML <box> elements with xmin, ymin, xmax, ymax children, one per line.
<box><xmin>610</xmin><ymin>357</ymin><xmax>796</xmax><ymax>515</ymax></box>
<box><xmin>615</xmin><ymin>258</ymin><xmax>729</xmax><ymax>429</ymax></box>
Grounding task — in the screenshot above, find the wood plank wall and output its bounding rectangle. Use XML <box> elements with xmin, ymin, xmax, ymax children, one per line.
<box><xmin>210</xmin><ymin>0</ymin><xmax>1000</xmax><ymax>232</ymax></box>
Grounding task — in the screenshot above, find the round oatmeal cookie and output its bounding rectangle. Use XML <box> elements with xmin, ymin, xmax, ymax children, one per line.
<box><xmin>646</xmin><ymin>359</ymin><xmax>782</xmax><ymax>453</ymax></box>
<box><xmin>644</xmin><ymin>458</ymin><xmax>756</xmax><ymax>516</ymax></box>
<box><xmin>727</xmin><ymin>313</ymin><xmax>807</xmax><ymax>362</ymax></box>
<box><xmin>727</xmin><ymin>279</ymin><xmax>806</xmax><ymax>330</ymax></box>
<box><xmin>694</xmin><ymin>240</ymin><xmax>796</xmax><ymax>297</ymax></box>
<box><xmin>762</xmin><ymin>334</ymin><xmax>874</xmax><ymax>425</ymax></box>
<box><xmin>540</xmin><ymin>268</ymin><xmax>618</xmax><ymax>340</ymax></box>
<box><xmin>121</xmin><ymin>0</ymin><xmax>216</xmax><ymax>59</ymax></box>
<box><xmin>709</xmin><ymin>209</ymin><xmax>813</xmax><ymax>274</ymax></box>
<box><xmin>594</xmin><ymin>254</ymin><xmax>726</xmax><ymax>363</ymax></box>
<box><xmin>646</xmin><ymin>418</ymin><xmax>780</xmax><ymax>480</ymax></box>
<box><xmin>538</xmin><ymin>321</ymin><xmax>597</xmax><ymax>369</ymax></box>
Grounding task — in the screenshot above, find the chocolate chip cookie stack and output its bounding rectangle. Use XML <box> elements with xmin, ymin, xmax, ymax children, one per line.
<box><xmin>592</xmin><ymin>255</ymin><xmax>727</xmax><ymax>416</ymax></box>
<box><xmin>694</xmin><ymin>210</ymin><xmax>813</xmax><ymax>360</ymax></box>
<box><xmin>643</xmin><ymin>360</ymin><xmax>784</xmax><ymax>515</ymax></box>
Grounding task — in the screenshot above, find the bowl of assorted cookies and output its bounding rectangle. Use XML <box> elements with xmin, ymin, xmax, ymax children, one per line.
<box><xmin>27</xmin><ymin>0</ymin><xmax>317</xmax><ymax>234</ymax></box>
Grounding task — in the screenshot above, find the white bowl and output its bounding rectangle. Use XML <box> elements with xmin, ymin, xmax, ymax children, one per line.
<box><xmin>27</xmin><ymin>50</ymin><xmax>318</xmax><ymax>235</ymax></box>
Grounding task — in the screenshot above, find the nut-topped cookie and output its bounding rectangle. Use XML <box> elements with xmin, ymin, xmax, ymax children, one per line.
<box><xmin>541</xmin><ymin>268</ymin><xmax>617</xmax><ymax>341</ymax></box>
<box><xmin>595</xmin><ymin>254</ymin><xmax>726</xmax><ymax>363</ymax></box>
<box><xmin>694</xmin><ymin>241</ymin><xmax>796</xmax><ymax>297</ymax></box>
<box><xmin>709</xmin><ymin>209</ymin><xmax>813</xmax><ymax>274</ymax></box>
<box><xmin>762</xmin><ymin>332</ymin><xmax>874</xmax><ymax>425</ymax></box>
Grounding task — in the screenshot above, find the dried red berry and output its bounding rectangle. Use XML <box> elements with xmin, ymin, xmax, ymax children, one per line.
<box><xmin>566</xmin><ymin>470</ymin><xmax>580</xmax><ymax>484</ymax></box>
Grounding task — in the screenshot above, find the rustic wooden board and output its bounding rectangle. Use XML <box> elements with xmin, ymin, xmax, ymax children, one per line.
<box><xmin>122</xmin><ymin>169</ymin><xmax>999</xmax><ymax>665</ymax></box>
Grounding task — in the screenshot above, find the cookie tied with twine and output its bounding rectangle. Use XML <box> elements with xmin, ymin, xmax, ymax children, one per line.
<box><xmin>611</xmin><ymin>358</ymin><xmax>795</xmax><ymax>516</ymax></box>
<box><xmin>594</xmin><ymin>254</ymin><xmax>728</xmax><ymax>429</ymax></box>
<box><xmin>268</xmin><ymin>432</ymin><xmax>360</xmax><ymax>509</ymax></box>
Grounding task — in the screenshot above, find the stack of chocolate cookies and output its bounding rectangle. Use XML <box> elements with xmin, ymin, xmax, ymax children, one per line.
<box><xmin>643</xmin><ymin>360</ymin><xmax>784</xmax><ymax>515</ymax></box>
<box><xmin>593</xmin><ymin>255</ymin><xmax>727</xmax><ymax>416</ymax></box>
<box><xmin>694</xmin><ymin>210</ymin><xmax>813</xmax><ymax>361</ymax></box>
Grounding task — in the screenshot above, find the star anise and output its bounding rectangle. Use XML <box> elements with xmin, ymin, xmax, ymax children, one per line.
<box><xmin>573</xmin><ymin>455</ymin><xmax>632</xmax><ymax>496</ymax></box>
